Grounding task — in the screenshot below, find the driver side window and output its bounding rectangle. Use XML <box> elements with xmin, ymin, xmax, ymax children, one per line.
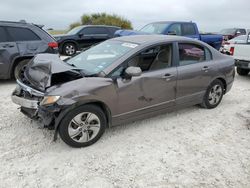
<box><xmin>111</xmin><ymin>44</ymin><xmax>172</xmax><ymax>77</ymax></box>
<box><xmin>128</xmin><ymin>44</ymin><xmax>172</xmax><ymax>72</ymax></box>
<box><xmin>168</xmin><ymin>24</ymin><xmax>182</xmax><ymax>35</ymax></box>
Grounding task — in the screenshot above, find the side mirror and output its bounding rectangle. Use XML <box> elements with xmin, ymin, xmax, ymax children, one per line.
<box><xmin>236</xmin><ymin>31</ymin><xmax>241</xmax><ymax>35</ymax></box>
<box><xmin>168</xmin><ymin>31</ymin><xmax>177</xmax><ymax>35</ymax></box>
<box><xmin>124</xmin><ymin>66</ymin><xmax>142</xmax><ymax>79</ymax></box>
<box><xmin>78</xmin><ymin>33</ymin><xmax>84</xmax><ymax>38</ymax></box>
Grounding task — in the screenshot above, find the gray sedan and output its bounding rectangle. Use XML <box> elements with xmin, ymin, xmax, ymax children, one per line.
<box><xmin>12</xmin><ymin>35</ymin><xmax>235</xmax><ymax>147</ymax></box>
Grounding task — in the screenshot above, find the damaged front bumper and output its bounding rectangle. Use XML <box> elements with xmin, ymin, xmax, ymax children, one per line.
<box><xmin>11</xmin><ymin>80</ymin><xmax>60</xmax><ymax>128</ymax></box>
<box><xmin>11</xmin><ymin>95</ymin><xmax>39</xmax><ymax>109</ymax></box>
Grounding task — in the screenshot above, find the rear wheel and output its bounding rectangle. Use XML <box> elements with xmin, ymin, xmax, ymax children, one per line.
<box><xmin>201</xmin><ymin>79</ymin><xmax>224</xmax><ymax>109</ymax></box>
<box><xmin>58</xmin><ymin>105</ymin><xmax>106</xmax><ymax>148</ymax></box>
<box><xmin>62</xmin><ymin>42</ymin><xmax>77</xmax><ymax>56</ymax></box>
<box><xmin>14</xmin><ymin>59</ymin><xmax>30</xmax><ymax>79</ymax></box>
<box><xmin>236</xmin><ymin>67</ymin><xmax>249</xmax><ymax>76</ymax></box>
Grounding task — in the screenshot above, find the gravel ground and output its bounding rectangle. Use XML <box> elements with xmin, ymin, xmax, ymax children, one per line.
<box><xmin>0</xmin><ymin>75</ymin><xmax>250</xmax><ymax>188</ymax></box>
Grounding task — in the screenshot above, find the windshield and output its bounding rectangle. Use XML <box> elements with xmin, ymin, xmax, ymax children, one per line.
<box><xmin>66</xmin><ymin>40</ymin><xmax>138</xmax><ymax>74</ymax></box>
<box><xmin>220</xmin><ymin>29</ymin><xmax>236</xmax><ymax>35</ymax></box>
<box><xmin>67</xmin><ymin>26</ymin><xmax>84</xmax><ymax>35</ymax></box>
<box><xmin>140</xmin><ymin>23</ymin><xmax>169</xmax><ymax>34</ymax></box>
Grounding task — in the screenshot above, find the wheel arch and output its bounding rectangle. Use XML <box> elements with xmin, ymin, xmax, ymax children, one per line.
<box><xmin>53</xmin><ymin>100</ymin><xmax>112</xmax><ymax>141</ymax></box>
<box><xmin>10</xmin><ymin>56</ymin><xmax>33</xmax><ymax>78</ymax></box>
<box><xmin>210</xmin><ymin>77</ymin><xmax>227</xmax><ymax>94</ymax></box>
<box><xmin>61</xmin><ymin>40</ymin><xmax>79</xmax><ymax>50</ymax></box>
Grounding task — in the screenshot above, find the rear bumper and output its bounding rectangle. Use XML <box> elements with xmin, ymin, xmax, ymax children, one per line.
<box><xmin>226</xmin><ymin>81</ymin><xmax>234</xmax><ymax>93</ymax></box>
<box><xmin>235</xmin><ymin>60</ymin><xmax>250</xmax><ymax>70</ymax></box>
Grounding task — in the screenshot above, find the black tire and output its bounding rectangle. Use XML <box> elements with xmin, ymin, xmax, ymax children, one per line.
<box><xmin>62</xmin><ymin>42</ymin><xmax>77</xmax><ymax>56</ymax></box>
<box><xmin>14</xmin><ymin>59</ymin><xmax>30</xmax><ymax>79</ymax></box>
<box><xmin>201</xmin><ymin>79</ymin><xmax>224</xmax><ymax>109</ymax></box>
<box><xmin>58</xmin><ymin>105</ymin><xmax>106</xmax><ymax>148</ymax></box>
<box><xmin>236</xmin><ymin>67</ymin><xmax>249</xmax><ymax>76</ymax></box>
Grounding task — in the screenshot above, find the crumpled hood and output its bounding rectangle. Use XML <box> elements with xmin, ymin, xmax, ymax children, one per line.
<box><xmin>24</xmin><ymin>54</ymin><xmax>77</xmax><ymax>91</ymax></box>
<box><xmin>114</xmin><ymin>29</ymin><xmax>150</xmax><ymax>37</ymax></box>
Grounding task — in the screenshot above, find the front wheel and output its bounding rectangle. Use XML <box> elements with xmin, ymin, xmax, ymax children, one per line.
<box><xmin>201</xmin><ymin>79</ymin><xmax>224</xmax><ymax>109</ymax></box>
<box><xmin>236</xmin><ymin>67</ymin><xmax>249</xmax><ymax>76</ymax></box>
<box><xmin>58</xmin><ymin>105</ymin><xmax>106</xmax><ymax>148</ymax></box>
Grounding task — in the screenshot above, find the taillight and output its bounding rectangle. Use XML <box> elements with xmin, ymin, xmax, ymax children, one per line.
<box><xmin>230</xmin><ymin>47</ymin><xmax>234</xmax><ymax>55</ymax></box>
<box><xmin>48</xmin><ymin>42</ymin><xmax>58</xmax><ymax>49</ymax></box>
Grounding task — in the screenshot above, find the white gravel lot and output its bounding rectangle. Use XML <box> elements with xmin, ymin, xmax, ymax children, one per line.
<box><xmin>0</xmin><ymin>75</ymin><xmax>250</xmax><ymax>188</ymax></box>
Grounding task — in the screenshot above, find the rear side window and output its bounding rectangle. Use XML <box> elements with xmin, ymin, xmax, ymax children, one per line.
<box><xmin>182</xmin><ymin>24</ymin><xmax>196</xmax><ymax>35</ymax></box>
<box><xmin>205</xmin><ymin>48</ymin><xmax>212</xmax><ymax>61</ymax></box>
<box><xmin>0</xmin><ymin>27</ymin><xmax>8</xmax><ymax>42</ymax></box>
<box><xmin>82</xmin><ymin>27</ymin><xmax>109</xmax><ymax>35</ymax></box>
<box><xmin>7</xmin><ymin>27</ymin><xmax>41</xmax><ymax>41</ymax></box>
<box><xmin>178</xmin><ymin>43</ymin><xmax>205</xmax><ymax>66</ymax></box>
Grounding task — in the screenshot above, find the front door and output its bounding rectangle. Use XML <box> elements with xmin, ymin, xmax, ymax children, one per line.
<box><xmin>112</xmin><ymin>43</ymin><xmax>177</xmax><ymax>122</ymax></box>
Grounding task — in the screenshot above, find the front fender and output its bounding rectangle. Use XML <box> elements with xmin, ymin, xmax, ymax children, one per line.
<box><xmin>52</xmin><ymin>99</ymin><xmax>112</xmax><ymax>141</ymax></box>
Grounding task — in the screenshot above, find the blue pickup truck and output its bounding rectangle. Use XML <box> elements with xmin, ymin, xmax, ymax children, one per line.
<box><xmin>115</xmin><ymin>21</ymin><xmax>223</xmax><ymax>50</ymax></box>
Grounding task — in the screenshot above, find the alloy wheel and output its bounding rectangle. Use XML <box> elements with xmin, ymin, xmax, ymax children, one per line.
<box><xmin>65</xmin><ymin>45</ymin><xmax>76</xmax><ymax>55</ymax></box>
<box><xmin>208</xmin><ymin>84</ymin><xmax>223</xmax><ymax>105</ymax></box>
<box><xmin>68</xmin><ymin>112</ymin><xmax>101</xmax><ymax>143</ymax></box>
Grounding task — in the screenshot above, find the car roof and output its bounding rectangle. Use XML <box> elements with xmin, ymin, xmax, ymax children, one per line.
<box><xmin>0</xmin><ymin>20</ymin><xmax>43</xmax><ymax>28</ymax></box>
<box><xmin>78</xmin><ymin>25</ymin><xmax>121</xmax><ymax>29</ymax></box>
<box><xmin>145</xmin><ymin>21</ymin><xmax>194</xmax><ymax>25</ymax></box>
<box><xmin>111</xmin><ymin>35</ymin><xmax>195</xmax><ymax>45</ymax></box>
<box><xmin>0</xmin><ymin>20</ymin><xmax>29</xmax><ymax>25</ymax></box>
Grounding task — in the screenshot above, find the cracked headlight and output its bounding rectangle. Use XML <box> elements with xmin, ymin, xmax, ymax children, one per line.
<box><xmin>40</xmin><ymin>96</ymin><xmax>60</xmax><ymax>106</ymax></box>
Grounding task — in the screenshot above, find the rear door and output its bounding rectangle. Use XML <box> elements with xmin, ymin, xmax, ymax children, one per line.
<box><xmin>0</xmin><ymin>26</ymin><xmax>19</xmax><ymax>79</ymax></box>
<box><xmin>6</xmin><ymin>26</ymin><xmax>42</xmax><ymax>55</ymax></box>
<box><xmin>176</xmin><ymin>42</ymin><xmax>214</xmax><ymax>105</ymax></box>
<box><xmin>78</xmin><ymin>27</ymin><xmax>110</xmax><ymax>48</ymax></box>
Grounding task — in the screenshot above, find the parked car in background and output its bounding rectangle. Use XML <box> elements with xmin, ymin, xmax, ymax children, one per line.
<box><xmin>220</xmin><ymin>34</ymin><xmax>250</xmax><ymax>55</ymax></box>
<box><xmin>220</xmin><ymin>28</ymin><xmax>246</xmax><ymax>41</ymax></box>
<box><xmin>0</xmin><ymin>20</ymin><xmax>58</xmax><ymax>79</ymax></box>
<box><xmin>11</xmin><ymin>35</ymin><xmax>235</xmax><ymax>147</ymax></box>
<box><xmin>114</xmin><ymin>21</ymin><xmax>223</xmax><ymax>50</ymax></box>
<box><xmin>54</xmin><ymin>25</ymin><xmax>121</xmax><ymax>56</ymax></box>
<box><xmin>231</xmin><ymin>31</ymin><xmax>250</xmax><ymax>76</ymax></box>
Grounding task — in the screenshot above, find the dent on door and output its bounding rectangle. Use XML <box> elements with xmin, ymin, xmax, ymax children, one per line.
<box><xmin>114</xmin><ymin>67</ymin><xmax>177</xmax><ymax>120</ymax></box>
<box><xmin>17</xmin><ymin>42</ymin><xmax>40</xmax><ymax>55</ymax></box>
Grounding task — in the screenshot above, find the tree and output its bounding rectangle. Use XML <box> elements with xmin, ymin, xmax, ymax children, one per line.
<box><xmin>69</xmin><ymin>22</ymin><xmax>81</xmax><ymax>30</ymax></box>
<box><xmin>69</xmin><ymin>13</ymin><xmax>133</xmax><ymax>30</ymax></box>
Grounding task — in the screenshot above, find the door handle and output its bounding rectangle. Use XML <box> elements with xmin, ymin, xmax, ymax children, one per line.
<box><xmin>162</xmin><ymin>73</ymin><xmax>174</xmax><ymax>81</ymax></box>
<box><xmin>202</xmin><ymin>66</ymin><xmax>210</xmax><ymax>72</ymax></box>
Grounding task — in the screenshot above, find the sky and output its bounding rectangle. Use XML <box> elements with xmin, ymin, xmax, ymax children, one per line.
<box><xmin>1</xmin><ymin>0</ymin><xmax>250</xmax><ymax>32</ymax></box>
